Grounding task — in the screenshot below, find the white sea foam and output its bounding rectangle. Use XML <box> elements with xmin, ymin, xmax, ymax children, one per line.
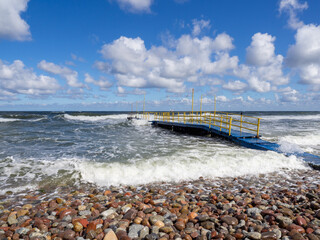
<box><xmin>0</xmin><ymin>116</ymin><xmax>46</xmax><ymax>123</ymax></box>
<box><xmin>279</xmin><ymin>133</ymin><xmax>320</xmax><ymax>147</ymax></box>
<box><xmin>63</xmin><ymin>114</ymin><xmax>128</xmax><ymax>122</ymax></box>
<box><xmin>261</xmin><ymin>114</ymin><xmax>320</xmax><ymax>121</ymax></box>
<box><xmin>0</xmin><ymin>117</ymin><xmax>19</xmax><ymax>122</ymax></box>
<box><xmin>76</xmin><ymin>149</ymin><xmax>308</xmax><ymax>187</ymax></box>
<box><xmin>0</xmin><ymin>148</ymin><xmax>308</xmax><ymax>193</ymax></box>
<box><xmin>131</xmin><ymin>118</ymin><xmax>150</xmax><ymax>126</ymax></box>
<box><xmin>278</xmin><ymin>139</ymin><xmax>304</xmax><ymax>154</ymax></box>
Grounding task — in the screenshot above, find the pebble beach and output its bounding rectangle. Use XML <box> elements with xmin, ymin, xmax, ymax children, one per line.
<box><xmin>1</xmin><ymin>169</ymin><xmax>319</xmax><ymax>240</ymax></box>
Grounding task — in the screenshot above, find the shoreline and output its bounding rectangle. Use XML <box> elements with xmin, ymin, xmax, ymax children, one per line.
<box><xmin>0</xmin><ymin>169</ymin><xmax>319</xmax><ymax>239</ymax></box>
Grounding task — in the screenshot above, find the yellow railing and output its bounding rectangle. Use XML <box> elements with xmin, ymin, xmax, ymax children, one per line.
<box><xmin>140</xmin><ymin>111</ymin><xmax>261</xmax><ymax>137</ymax></box>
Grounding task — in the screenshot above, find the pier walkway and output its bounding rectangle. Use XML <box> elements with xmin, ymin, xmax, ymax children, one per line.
<box><xmin>141</xmin><ymin>111</ymin><xmax>320</xmax><ymax>169</ymax></box>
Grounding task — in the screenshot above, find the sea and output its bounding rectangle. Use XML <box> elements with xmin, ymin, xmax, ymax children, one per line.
<box><xmin>0</xmin><ymin>111</ymin><xmax>319</xmax><ymax>195</ymax></box>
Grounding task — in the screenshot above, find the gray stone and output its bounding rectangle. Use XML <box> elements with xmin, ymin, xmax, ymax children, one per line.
<box><xmin>145</xmin><ymin>233</ymin><xmax>159</xmax><ymax>240</ymax></box>
<box><xmin>140</xmin><ymin>226</ymin><xmax>149</xmax><ymax>238</ymax></box>
<box><xmin>201</xmin><ymin>221</ymin><xmax>214</xmax><ymax>230</ymax></box>
<box><xmin>198</xmin><ymin>215</ymin><xmax>210</xmax><ymax>222</ymax></box>
<box><xmin>64</xmin><ymin>215</ymin><xmax>72</xmax><ymax>222</ymax></box>
<box><xmin>79</xmin><ymin>210</ymin><xmax>91</xmax><ymax>216</ymax></box>
<box><xmin>152</xmin><ymin>226</ymin><xmax>159</xmax><ymax>234</ymax></box>
<box><xmin>311</xmin><ymin>219</ymin><xmax>320</xmax><ymax>226</ymax></box>
<box><xmin>128</xmin><ymin>224</ymin><xmax>144</xmax><ymax>238</ymax></box>
<box><xmin>153</xmin><ymin>199</ymin><xmax>166</xmax><ymax>205</ymax></box>
<box><xmin>7</xmin><ymin>214</ymin><xmax>18</xmax><ymax>225</ymax></box>
<box><xmin>149</xmin><ymin>215</ymin><xmax>165</xmax><ymax>225</ymax></box>
<box><xmin>29</xmin><ymin>232</ymin><xmax>44</xmax><ymax>238</ymax></box>
<box><xmin>47</xmin><ymin>215</ymin><xmax>56</xmax><ymax>220</ymax></box>
<box><xmin>276</xmin><ymin>216</ymin><xmax>293</xmax><ymax>228</ymax></box>
<box><xmin>163</xmin><ymin>219</ymin><xmax>173</xmax><ymax>226</ymax></box>
<box><xmin>66</xmin><ymin>223</ymin><xmax>74</xmax><ymax>229</ymax></box>
<box><xmin>15</xmin><ymin>227</ymin><xmax>30</xmax><ymax>235</ymax></box>
<box><xmin>247</xmin><ymin>208</ymin><xmax>262</xmax><ymax>217</ymax></box>
<box><xmin>261</xmin><ymin>231</ymin><xmax>277</xmax><ymax>240</ymax></box>
<box><xmin>314</xmin><ymin>229</ymin><xmax>320</xmax><ymax>235</ymax></box>
<box><xmin>247</xmin><ymin>232</ymin><xmax>261</xmax><ymax>240</ymax></box>
<box><xmin>237</xmin><ymin>220</ymin><xmax>246</xmax><ymax>228</ymax></box>
<box><xmin>272</xmin><ymin>228</ymin><xmax>281</xmax><ymax>239</ymax></box>
<box><xmin>221</xmin><ymin>216</ymin><xmax>238</xmax><ymax>226</ymax></box>
<box><xmin>101</xmin><ymin>208</ymin><xmax>117</xmax><ymax>218</ymax></box>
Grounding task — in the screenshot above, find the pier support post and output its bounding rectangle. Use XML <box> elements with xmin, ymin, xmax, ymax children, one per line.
<box><xmin>228</xmin><ymin>117</ymin><xmax>232</xmax><ymax>136</ymax></box>
<box><xmin>257</xmin><ymin>118</ymin><xmax>261</xmax><ymax>138</ymax></box>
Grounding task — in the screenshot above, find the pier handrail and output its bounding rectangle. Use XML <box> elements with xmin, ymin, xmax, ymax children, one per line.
<box><xmin>140</xmin><ymin>111</ymin><xmax>261</xmax><ymax>137</ymax></box>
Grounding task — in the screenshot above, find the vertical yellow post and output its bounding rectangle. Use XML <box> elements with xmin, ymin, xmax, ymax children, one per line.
<box><xmin>228</xmin><ymin>117</ymin><xmax>232</xmax><ymax>136</ymax></box>
<box><xmin>240</xmin><ymin>114</ymin><xmax>243</xmax><ymax>133</ymax></box>
<box><xmin>184</xmin><ymin>112</ymin><xmax>186</xmax><ymax>123</ymax></box>
<box><xmin>172</xmin><ymin>112</ymin><xmax>174</xmax><ymax>122</ymax></box>
<box><xmin>209</xmin><ymin>112</ymin><xmax>212</xmax><ymax>128</ymax></box>
<box><xmin>178</xmin><ymin>112</ymin><xmax>180</xmax><ymax>122</ymax></box>
<box><xmin>220</xmin><ymin>115</ymin><xmax>223</xmax><ymax>131</ymax></box>
<box><xmin>257</xmin><ymin>118</ymin><xmax>261</xmax><ymax>138</ymax></box>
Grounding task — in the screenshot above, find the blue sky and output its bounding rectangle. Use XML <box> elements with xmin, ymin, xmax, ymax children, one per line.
<box><xmin>0</xmin><ymin>0</ymin><xmax>320</xmax><ymax>111</ymax></box>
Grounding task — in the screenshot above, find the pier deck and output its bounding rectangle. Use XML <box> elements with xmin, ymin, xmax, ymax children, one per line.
<box><xmin>145</xmin><ymin>111</ymin><xmax>320</xmax><ymax>169</ymax></box>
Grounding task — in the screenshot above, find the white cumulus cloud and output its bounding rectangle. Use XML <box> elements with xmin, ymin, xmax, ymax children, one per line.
<box><xmin>38</xmin><ymin>60</ymin><xmax>84</xmax><ymax>88</ymax></box>
<box><xmin>0</xmin><ymin>59</ymin><xmax>60</xmax><ymax>96</ymax></box>
<box><xmin>192</xmin><ymin>19</ymin><xmax>211</xmax><ymax>36</ymax></box>
<box><xmin>98</xmin><ymin>34</ymin><xmax>238</xmax><ymax>93</ymax></box>
<box><xmin>222</xmin><ymin>80</ymin><xmax>247</xmax><ymax>92</ymax></box>
<box><xmin>84</xmin><ymin>73</ymin><xmax>112</xmax><ymax>90</ymax></box>
<box><xmin>0</xmin><ymin>0</ymin><xmax>31</xmax><ymax>41</ymax></box>
<box><xmin>286</xmin><ymin>24</ymin><xmax>320</xmax><ymax>86</ymax></box>
<box><xmin>279</xmin><ymin>0</ymin><xmax>308</xmax><ymax>29</ymax></box>
<box><xmin>115</xmin><ymin>0</ymin><xmax>153</xmax><ymax>13</ymax></box>
<box><xmin>238</xmin><ymin>33</ymin><xmax>288</xmax><ymax>92</ymax></box>
<box><xmin>246</xmin><ymin>33</ymin><xmax>276</xmax><ymax>66</ymax></box>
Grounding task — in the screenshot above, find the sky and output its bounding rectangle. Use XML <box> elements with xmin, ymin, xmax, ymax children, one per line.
<box><xmin>0</xmin><ymin>0</ymin><xmax>320</xmax><ymax>111</ymax></box>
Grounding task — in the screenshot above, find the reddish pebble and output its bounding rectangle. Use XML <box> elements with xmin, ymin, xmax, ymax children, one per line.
<box><xmin>295</xmin><ymin>216</ymin><xmax>307</xmax><ymax>226</ymax></box>
<box><xmin>59</xmin><ymin>209</ymin><xmax>76</xmax><ymax>219</ymax></box>
<box><xmin>78</xmin><ymin>218</ymin><xmax>89</xmax><ymax>228</ymax></box>
<box><xmin>288</xmin><ymin>224</ymin><xmax>305</xmax><ymax>234</ymax></box>
<box><xmin>306</xmin><ymin>228</ymin><xmax>314</xmax><ymax>234</ymax></box>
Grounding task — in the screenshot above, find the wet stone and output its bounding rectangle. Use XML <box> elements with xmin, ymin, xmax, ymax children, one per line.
<box><xmin>128</xmin><ymin>224</ymin><xmax>144</xmax><ymax>238</ymax></box>
<box><xmin>247</xmin><ymin>232</ymin><xmax>261</xmax><ymax>240</ymax></box>
<box><xmin>123</xmin><ymin>209</ymin><xmax>137</xmax><ymax>221</ymax></box>
<box><xmin>261</xmin><ymin>231</ymin><xmax>278</xmax><ymax>240</ymax></box>
<box><xmin>15</xmin><ymin>227</ymin><xmax>30</xmax><ymax>235</ymax></box>
<box><xmin>201</xmin><ymin>221</ymin><xmax>214</xmax><ymax>230</ymax></box>
<box><xmin>7</xmin><ymin>214</ymin><xmax>18</xmax><ymax>225</ymax></box>
<box><xmin>276</xmin><ymin>216</ymin><xmax>293</xmax><ymax>228</ymax></box>
<box><xmin>101</xmin><ymin>208</ymin><xmax>117</xmax><ymax>218</ymax></box>
<box><xmin>140</xmin><ymin>226</ymin><xmax>149</xmax><ymax>238</ymax></box>
<box><xmin>62</xmin><ymin>229</ymin><xmax>76</xmax><ymax>240</ymax></box>
<box><xmin>145</xmin><ymin>233</ymin><xmax>159</xmax><ymax>240</ymax></box>
<box><xmin>221</xmin><ymin>216</ymin><xmax>238</xmax><ymax>226</ymax></box>
<box><xmin>150</xmin><ymin>215</ymin><xmax>165</xmax><ymax>225</ymax></box>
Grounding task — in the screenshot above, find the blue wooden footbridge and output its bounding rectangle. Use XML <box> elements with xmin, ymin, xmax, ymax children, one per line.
<box><xmin>138</xmin><ymin>92</ymin><xmax>320</xmax><ymax>169</ymax></box>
